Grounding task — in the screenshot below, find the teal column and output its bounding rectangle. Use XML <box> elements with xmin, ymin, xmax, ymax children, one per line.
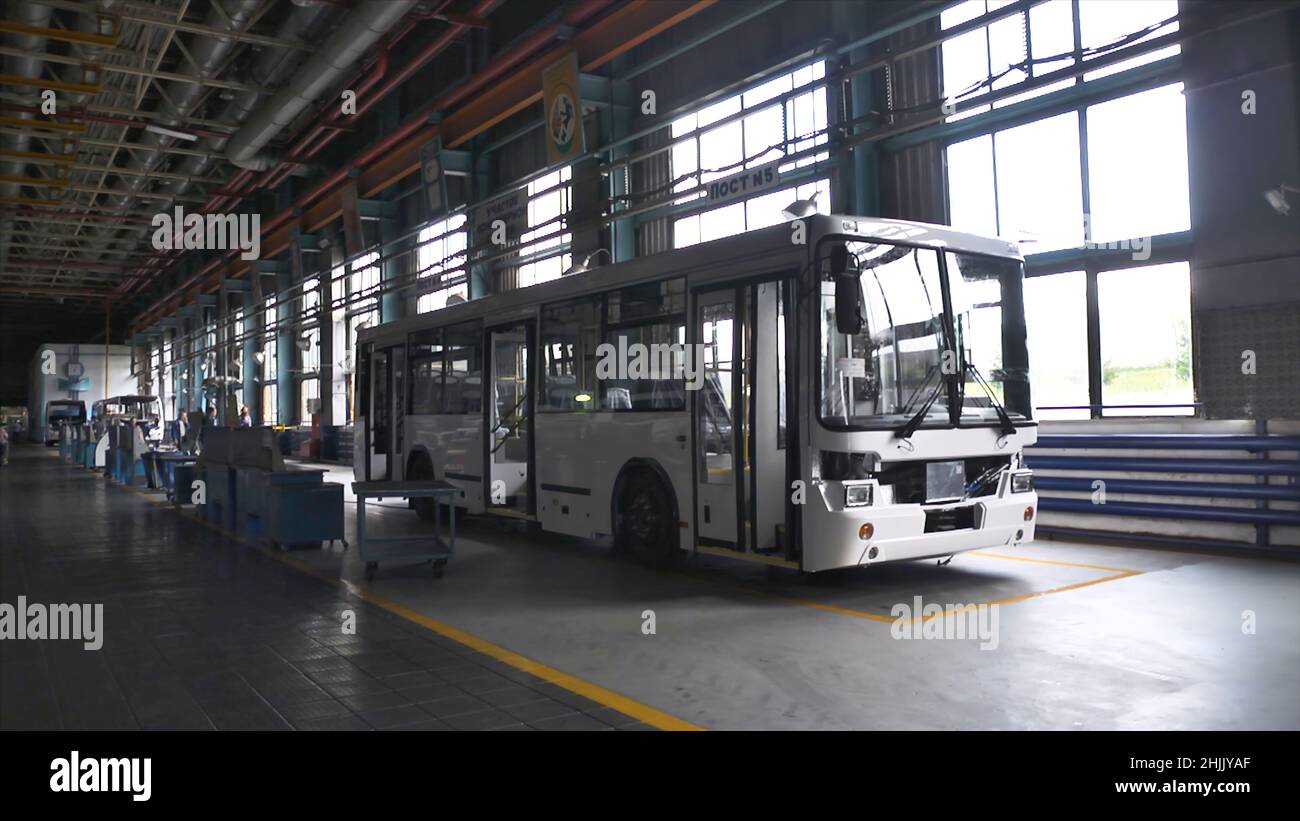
<box><xmin>240</xmin><ymin>290</ymin><xmax>257</xmax><ymax>422</ymax></box>
<box><xmin>379</xmin><ymin>216</ymin><xmax>401</xmax><ymax>323</ymax></box>
<box><xmin>276</xmin><ymin>268</ymin><xmax>295</xmax><ymax>426</ymax></box>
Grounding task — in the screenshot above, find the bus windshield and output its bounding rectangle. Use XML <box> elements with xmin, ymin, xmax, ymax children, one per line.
<box><xmin>819</xmin><ymin>240</ymin><xmax>1028</xmax><ymax>430</ymax></box>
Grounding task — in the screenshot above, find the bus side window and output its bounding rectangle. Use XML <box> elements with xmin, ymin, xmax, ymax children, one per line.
<box><xmin>540</xmin><ymin>295</ymin><xmax>600</xmax><ymax>411</ymax></box>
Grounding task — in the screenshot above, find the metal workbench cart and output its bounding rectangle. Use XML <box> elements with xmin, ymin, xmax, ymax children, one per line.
<box><xmin>351</xmin><ymin>480</ymin><xmax>458</xmax><ymax>580</ymax></box>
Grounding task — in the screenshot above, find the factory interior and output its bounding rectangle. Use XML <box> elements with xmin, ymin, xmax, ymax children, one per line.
<box><xmin>0</xmin><ymin>0</ymin><xmax>1297</xmax><ymax>763</ymax></box>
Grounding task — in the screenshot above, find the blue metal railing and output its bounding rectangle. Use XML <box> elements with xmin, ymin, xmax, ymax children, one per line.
<box><xmin>1027</xmin><ymin>425</ymin><xmax>1300</xmax><ymax>553</ymax></box>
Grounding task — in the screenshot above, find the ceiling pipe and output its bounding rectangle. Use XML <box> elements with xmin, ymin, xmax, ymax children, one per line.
<box><xmin>102</xmin><ymin>0</ymin><xmax>264</xmax><ymax>217</ymax></box>
<box><xmin>0</xmin><ymin>0</ymin><xmax>53</xmax><ymax>280</ymax></box>
<box><xmin>254</xmin><ymin>0</ymin><xmax>497</xmax><ymax>186</ymax></box>
<box><xmin>258</xmin><ymin>0</ymin><xmax>611</xmax><ymax>190</ymax></box>
<box><xmin>158</xmin><ymin>1</ymin><xmax>335</xmax><ymax>201</ymax></box>
<box><xmin>224</xmin><ymin>0</ymin><xmax>420</xmax><ymax>172</ymax></box>
<box><xmin>121</xmin><ymin>0</ymin><xmax>615</xmax><ymax>307</ymax></box>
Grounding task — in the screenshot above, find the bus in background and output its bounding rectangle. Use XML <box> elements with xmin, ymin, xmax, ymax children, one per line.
<box><xmin>354</xmin><ymin>214</ymin><xmax>1038</xmax><ymax>572</ymax></box>
<box><xmin>44</xmin><ymin>400</ymin><xmax>87</xmax><ymax>446</ymax></box>
<box><xmin>92</xmin><ymin>395</ymin><xmax>164</xmax><ymax>444</ymax></box>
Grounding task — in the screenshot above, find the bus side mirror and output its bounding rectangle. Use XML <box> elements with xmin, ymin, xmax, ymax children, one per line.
<box><xmin>834</xmin><ymin>275</ymin><xmax>863</xmax><ymax>336</ymax></box>
<box><xmin>831</xmin><ymin>244</ymin><xmax>863</xmax><ymax>335</ymax></box>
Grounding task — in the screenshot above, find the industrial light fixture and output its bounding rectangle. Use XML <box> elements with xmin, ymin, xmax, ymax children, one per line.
<box><xmin>562</xmin><ymin>248</ymin><xmax>610</xmax><ymax>276</ymax></box>
<box><xmin>144</xmin><ymin>123</ymin><xmax>199</xmax><ymax>142</ymax></box>
<box><xmin>1263</xmin><ymin>183</ymin><xmax>1299</xmax><ymax>216</ymax></box>
<box><xmin>782</xmin><ymin>190</ymin><xmax>821</xmax><ymax>220</ymax></box>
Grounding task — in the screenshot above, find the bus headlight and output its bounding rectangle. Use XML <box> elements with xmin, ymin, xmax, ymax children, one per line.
<box><xmin>845</xmin><ymin>484</ymin><xmax>873</xmax><ymax>507</ymax></box>
<box><xmin>1010</xmin><ymin>473</ymin><xmax>1034</xmax><ymax>493</ymax></box>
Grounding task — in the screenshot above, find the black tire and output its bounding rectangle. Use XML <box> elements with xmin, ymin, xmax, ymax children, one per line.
<box><xmin>407</xmin><ymin>454</ymin><xmax>436</xmax><ymax>522</ymax></box>
<box><xmin>616</xmin><ymin>471</ymin><xmax>678</xmax><ymax>567</ymax></box>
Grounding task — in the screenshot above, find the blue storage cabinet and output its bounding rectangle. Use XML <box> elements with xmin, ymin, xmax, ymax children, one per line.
<box><xmin>201</xmin><ymin>461</ymin><xmax>238</xmax><ymax>530</ymax></box>
<box><xmin>239</xmin><ymin>466</ymin><xmax>344</xmax><ymax>547</ymax></box>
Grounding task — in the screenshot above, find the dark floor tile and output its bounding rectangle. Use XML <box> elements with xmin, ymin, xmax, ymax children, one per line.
<box><xmin>294</xmin><ymin>715</ymin><xmax>372</xmax><ymax>731</ymax></box>
<box><xmin>387</xmin><ymin>718</ymin><xmax>451</xmax><ymax>731</ymax></box>
<box><xmin>277</xmin><ymin>699</ymin><xmax>352</xmax><ymax>725</ymax></box>
<box><xmin>442</xmin><ymin>708</ymin><xmax>522</xmax><ymax>731</ymax></box>
<box><xmin>394</xmin><ymin>682</ymin><xmax>463</xmax><ymax>705</ymax></box>
<box><xmin>339</xmin><ymin>690</ymin><xmax>411</xmax><ymax>713</ymax></box>
<box><xmin>529</xmin><ymin>713</ymin><xmax>616</xmax><ymax>731</ymax></box>
<box><xmin>503</xmin><ymin>698</ymin><xmax>579</xmax><ymax>724</ymax></box>
<box><xmin>358</xmin><ymin>704</ymin><xmax>433</xmax><ymax>729</ymax></box>
<box><xmin>419</xmin><ymin>693</ymin><xmax>489</xmax><ymax>719</ymax></box>
<box><xmin>476</xmin><ymin>684</ymin><xmax>550</xmax><ymax>708</ymax></box>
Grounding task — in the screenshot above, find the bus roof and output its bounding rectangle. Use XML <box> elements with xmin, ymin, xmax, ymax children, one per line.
<box><xmin>826</xmin><ymin>214</ymin><xmax>1024</xmax><ymax>260</ymax></box>
<box><xmin>359</xmin><ymin>214</ymin><xmax>1021</xmax><ymax>344</ymax></box>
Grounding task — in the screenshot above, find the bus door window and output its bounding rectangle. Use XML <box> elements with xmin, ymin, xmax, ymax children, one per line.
<box><xmin>696</xmin><ymin>290</ymin><xmax>738</xmax><ymax>546</ymax></box>
<box><xmin>488</xmin><ymin>323</ymin><xmax>532</xmax><ymax>514</ymax></box>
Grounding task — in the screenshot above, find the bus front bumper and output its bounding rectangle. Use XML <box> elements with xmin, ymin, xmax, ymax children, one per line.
<box><xmin>803</xmin><ymin>491</ymin><xmax>1037</xmax><ymax>573</ymax></box>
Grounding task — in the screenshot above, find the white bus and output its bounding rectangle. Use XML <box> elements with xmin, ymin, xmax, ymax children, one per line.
<box><xmin>354</xmin><ymin>214</ymin><xmax>1038</xmax><ymax>572</ymax></box>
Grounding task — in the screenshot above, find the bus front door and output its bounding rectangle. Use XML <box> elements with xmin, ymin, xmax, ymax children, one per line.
<box><xmin>365</xmin><ymin>343</ymin><xmax>405</xmax><ymax>481</ymax></box>
<box><xmin>485</xmin><ymin>321</ymin><xmax>534</xmax><ymax>517</ymax></box>
<box><xmin>695</xmin><ymin>280</ymin><xmax>792</xmax><ymax>554</ymax></box>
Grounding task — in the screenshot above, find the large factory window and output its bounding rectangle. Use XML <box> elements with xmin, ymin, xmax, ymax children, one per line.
<box><xmin>671</xmin><ymin>61</ymin><xmax>830</xmax><ymax>248</ymax></box>
<box><xmin>416</xmin><ymin>213</ymin><xmax>469</xmax><ymax>313</ymax></box>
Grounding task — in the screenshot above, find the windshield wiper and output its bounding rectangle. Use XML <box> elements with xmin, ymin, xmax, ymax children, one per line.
<box><xmin>893</xmin><ymin>364</ymin><xmax>945</xmax><ymax>441</ymax></box>
<box><xmin>962</xmin><ymin>363</ymin><xmax>1017</xmax><ymax>437</ymax></box>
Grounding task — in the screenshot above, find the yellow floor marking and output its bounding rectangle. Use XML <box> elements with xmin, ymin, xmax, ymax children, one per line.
<box><xmin>116</xmin><ymin>479</ymin><xmax>703</xmax><ymax>731</ymax></box>
<box><xmin>683</xmin><ymin>545</ymin><xmax>1144</xmax><ymax>624</ymax></box>
<box><xmin>124</xmin><ymin>479</ymin><xmax>1142</xmax><ymax>628</ymax></box>
<box><xmin>969</xmin><ymin>550</ymin><xmax>1142</xmax><ymax>575</ymax></box>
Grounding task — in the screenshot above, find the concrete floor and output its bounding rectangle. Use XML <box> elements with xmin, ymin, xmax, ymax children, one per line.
<box><xmin>4</xmin><ymin>446</ymin><xmax>1298</xmax><ymax>730</ymax></box>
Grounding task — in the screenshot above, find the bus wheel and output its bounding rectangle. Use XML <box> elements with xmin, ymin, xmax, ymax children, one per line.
<box><xmin>617</xmin><ymin>473</ymin><xmax>677</xmax><ymax>566</ymax></box>
<box><xmin>407</xmin><ymin>454</ymin><xmax>435</xmax><ymax>522</ymax></box>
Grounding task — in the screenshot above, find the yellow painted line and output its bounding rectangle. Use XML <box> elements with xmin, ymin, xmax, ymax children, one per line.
<box><xmin>971</xmin><ymin>569</ymin><xmax>1142</xmax><ymax>609</ymax></box>
<box><xmin>969</xmin><ymin>550</ymin><xmax>1142</xmax><ymax>575</ymax></box>
<box><xmin>113</xmin><ymin>479</ymin><xmax>703</xmax><ymax>731</ymax></box>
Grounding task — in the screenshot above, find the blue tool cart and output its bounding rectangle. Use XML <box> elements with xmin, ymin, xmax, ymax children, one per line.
<box><xmin>351</xmin><ymin>480</ymin><xmax>458</xmax><ymax>580</ymax></box>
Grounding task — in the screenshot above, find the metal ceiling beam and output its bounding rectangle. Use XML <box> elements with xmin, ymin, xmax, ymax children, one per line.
<box><xmin>0</xmin><ymin>18</ymin><xmax>117</xmax><ymax>47</ymax></box>
<box><xmin>8</xmin><ymin>150</ymin><xmax>227</xmax><ymax>182</ymax></box>
<box><xmin>130</xmin><ymin>0</ymin><xmax>720</xmax><ymax>323</ymax></box>
<box><xmin>0</xmin><ymin>70</ymin><xmax>100</xmax><ymax>95</ymax></box>
<box><xmin>6</xmin><ymin>242</ymin><xmax>151</xmax><ymax>257</ymax></box>
<box><xmin>0</xmin><ymin>46</ymin><xmax>273</xmax><ymax>93</ymax></box>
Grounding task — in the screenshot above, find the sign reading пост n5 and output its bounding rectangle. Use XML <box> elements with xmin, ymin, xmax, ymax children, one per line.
<box><xmin>705</xmin><ymin>160</ymin><xmax>781</xmax><ymax>206</ymax></box>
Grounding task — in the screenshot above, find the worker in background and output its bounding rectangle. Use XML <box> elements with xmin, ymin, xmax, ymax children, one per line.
<box><xmin>239</xmin><ymin>405</ymin><xmax>252</xmax><ymax>427</ymax></box>
<box><xmin>0</xmin><ymin>423</ymin><xmax>8</xmax><ymax>466</ymax></box>
<box><xmin>206</xmin><ymin>405</ymin><xmax>217</xmax><ymax>427</ymax></box>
